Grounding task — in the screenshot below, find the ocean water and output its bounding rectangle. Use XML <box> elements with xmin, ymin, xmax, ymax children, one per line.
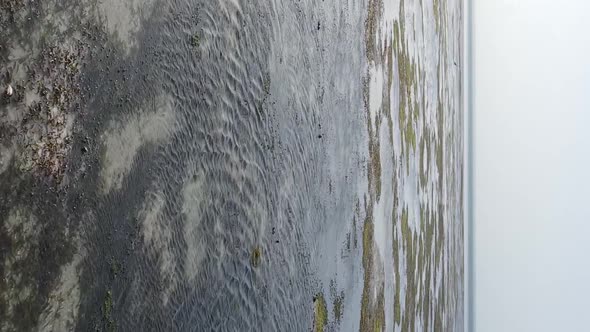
<box><xmin>0</xmin><ymin>0</ymin><xmax>462</xmax><ymax>331</ymax></box>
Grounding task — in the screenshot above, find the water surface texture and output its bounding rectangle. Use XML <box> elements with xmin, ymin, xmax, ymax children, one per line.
<box><xmin>0</xmin><ymin>0</ymin><xmax>462</xmax><ymax>331</ymax></box>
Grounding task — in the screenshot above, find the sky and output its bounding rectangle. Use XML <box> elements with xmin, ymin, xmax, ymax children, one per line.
<box><xmin>472</xmin><ymin>0</ymin><xmax>590</xmax><ymax>331</ymax></box>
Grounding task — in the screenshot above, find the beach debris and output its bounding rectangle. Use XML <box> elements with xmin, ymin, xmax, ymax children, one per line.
<box><xmin>5</xmin><ymin>84</ymin><xmax>13</xmax><ymax>96</ymax></box>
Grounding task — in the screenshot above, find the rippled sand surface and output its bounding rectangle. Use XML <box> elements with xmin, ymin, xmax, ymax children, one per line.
<box><xmin>0</xmin><ymin>0</ymin><xmax>462</xmax><ymax>330</ymax></box>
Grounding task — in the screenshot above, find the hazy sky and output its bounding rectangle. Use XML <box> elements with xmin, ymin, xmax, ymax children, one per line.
<box><xmin>473</xmin><ymin>0</ymin><xmax>590</xmax><ymax>331</ymax></box>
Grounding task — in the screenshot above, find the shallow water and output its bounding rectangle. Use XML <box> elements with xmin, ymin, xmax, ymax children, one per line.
<box><xmin>0</xmin><ymin>0</ymin><xmax>462</xmax><ymax>331</ymax></box>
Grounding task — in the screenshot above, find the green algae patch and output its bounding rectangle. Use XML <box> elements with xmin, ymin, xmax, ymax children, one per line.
<box><xmin>393</xmin><ymin>0</ymin><xmax>423</xmax><ymax>171</ymax></box>
<box><xmin>392</xmin><ymin>224</ymin><xmax>402</xmax><ymax>326</ymax></box>
<box><xmin>110</xmin><ymin>258</ymin><xmax>121</xmax><ymax>279</ymax></box>
<box><xmin>368</xmin><ymin>130</ymin><xmax>382</xmax><ymax>201</ymax></box>
<box><xmin>359</xmin><ymin>207</ymin><xmax>386</xmax><ymax>332</ymax></box>
<box><xmin>400</xmin><ymin>207</ymin><xmax>411</xmax><ymax>242</ymax></box>
<box><xmin>394</xmin><ymin>270</ymin><xmax>401</xmax><ymax>325</ymax></box>
<box><xmin>364</xmin><ymin>0</ymin><xmax>462</xmax><ymax>328</ymax></box>
<box><xmin>251</xmin><ymin>246</ymin><xmax>262</xmax><ymax>267</ymax></box>
<box><xmin>363</xmin><ymin>76</ymin><xmax>382</xmax><ymax>202</ymax></box>
<box><xmin>103</xmin><ymin>290</ymin><xmax>115</xmax><ymax>331</ymax></box>
<box><xmin>436</xmin><ymin>104</ymin><xmax>445</xmax><ymax>194</ymax></box>
<box><xmin>362</xmin><ymin>0</ymin><xmax>386</xmax><ymax>204</ymax></box>
<box><xmin>433</xmin><ymin>0</ymin><xmax>441</xmax><ymax>34</ymax></box>
<box><xmin>313</xmin><ymin>293</ymin><xmax>328</xmax><ymax>332</ymax></box>
<box><xmin>333</xmin><ymin>292</ymin><xmax>344</xmax><ymax>323</ymax></box>
<box><xmin>364</xmin><ymin>0</ymin><xmax>383</xmax><ymax>63</ymax></box>
<box><xmin>190</xmin><ymin>33</ymin><xmax>200</xmax><ymax>48</ymax></box>
<box><xmin>103</xmin><ymin>290</ymin><xmax>112</xmax><ymax>318</ymax></box>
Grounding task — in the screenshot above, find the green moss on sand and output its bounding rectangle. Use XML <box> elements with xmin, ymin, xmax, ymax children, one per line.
<box><xmin>333</xmin><ymin>292</ymin><xmax>344</xmax><ymax>323</ymax></box>
<box><xmin>313</xmin><ymin>293</ymin><xmax>328</xmax><ymax>332</ymax></box>
<box><xmin>251</xmin><ymin>246</ymin><xmax>261</xmax><ymax>267</ymax></box>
